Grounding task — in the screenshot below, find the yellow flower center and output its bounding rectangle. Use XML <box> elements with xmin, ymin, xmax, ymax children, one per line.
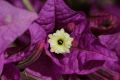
<box><xmin>48</xmin><ymin>29</ymin><xmax>73</xmax><ymax>54</ymax></box>
<box><xmin>57</xmin><ymin>39</ymin><xmax>63</xmax><ymax>45</ymax></box>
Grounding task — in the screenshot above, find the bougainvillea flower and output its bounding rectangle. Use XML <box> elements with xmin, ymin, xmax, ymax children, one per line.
<box><xmin>62</xmin><ymin>0</ymin><xmax>120</xmax><ymax>36</ymax></box>
<box><xmin>22</xmin><ymin>0</ymin><xmax>118</xmax><ymax>79</ymax></box>
<box><xmin>76</xmin><ymin>4</ymin><xmax>120</xmax><ymax>74</ymax></box>
<box><xmin>0</xmin><ymin>0</ymin><xmax>37</xmax><ymax>80</ymax></box>
<box><xmin>98</xmin><ymin>6</ymin><xmax>120</xmax><ymax>75</ymax></box>
<box><xmin>48</xmin><ymin>28</ymin><xmax>73</xmax><ymax>54</ymax></box>
<box><xmin>77</xmin><ymin>0</ymin><xmax>120</xmax><ymax>78</ymax></box>
<box><xmin>90</xmin><ymin>11</ymin><xmax>119</xmax><ymax>36</ymax></box>
<box><xmin>88</xmin><ymin>0</ymin><xmax>120</xmax><ymax>36</ymax></box>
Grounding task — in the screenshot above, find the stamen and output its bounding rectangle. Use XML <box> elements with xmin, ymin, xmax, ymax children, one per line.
<box><xmin>58</xmin><ymin>39</ymin><xmax>63</xmax><ymax>45</ymax></box>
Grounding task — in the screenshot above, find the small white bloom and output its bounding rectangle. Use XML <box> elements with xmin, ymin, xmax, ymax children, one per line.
<box><xmin>48</xmin><ymin>28</ymin><xmax>73</xmax><ymax>54</ymax></box>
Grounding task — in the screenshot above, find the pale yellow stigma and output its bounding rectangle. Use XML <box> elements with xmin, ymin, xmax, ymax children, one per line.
<box><xmin>48</xmin><ymin>29</ymin><xmax>73</xmax><ymax>54</ymax></box>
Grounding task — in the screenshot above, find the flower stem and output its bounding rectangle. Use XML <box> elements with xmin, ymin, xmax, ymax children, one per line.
<box><xmin>22</xmin><ymin>0</ymin><xmax>35</xmax><ymax>11</ymax></box>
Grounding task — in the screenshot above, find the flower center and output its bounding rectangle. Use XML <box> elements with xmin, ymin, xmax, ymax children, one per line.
<box><xmin>57</xmin><ymin>39</ymin><xmax>63</xmax><ymax>45</ymax></box>
<box><xmin>48</xmin><ymin>29</ymin><xmax>73</xmax><ymax>54</ymax></box>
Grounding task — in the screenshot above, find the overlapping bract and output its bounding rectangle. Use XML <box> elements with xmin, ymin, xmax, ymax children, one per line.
<box><xmin>0</xmin><ymin>0</ymin><xmax>119</xmax><ymax>80</ymax></box>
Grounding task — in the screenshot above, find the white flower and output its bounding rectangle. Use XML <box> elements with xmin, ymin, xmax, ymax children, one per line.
<box><xmin>48</xmin><ymin>29</ymin><xmax>73</xmax><ymax>54</ymax></box>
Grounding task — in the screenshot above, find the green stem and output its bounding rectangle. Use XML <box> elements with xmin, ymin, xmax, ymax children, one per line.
<box><xmin>22</xmin><ymin>0</ymin><xmax>35</xmax><ymax>11</ymax></box>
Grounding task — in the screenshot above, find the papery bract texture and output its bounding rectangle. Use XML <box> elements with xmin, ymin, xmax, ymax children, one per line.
<box><xmin>0</xmin><ymin>0</ymin><xmax>38</xmax><ymax>79</ymax></box>
<box><xmin>26</xmin><ymin>0</ymin><xmax>118</xmax><ymax>80</ymax></box>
